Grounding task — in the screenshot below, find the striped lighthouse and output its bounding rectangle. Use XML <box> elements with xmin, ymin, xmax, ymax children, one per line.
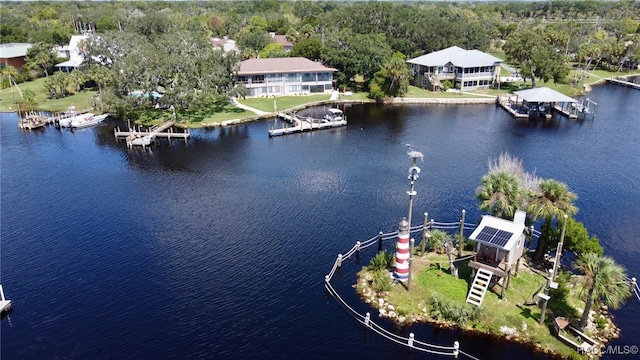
<box><xmin>393</xmin><ymin>218</ymin><xmax>411</xmax><ymax>280</ymax></box>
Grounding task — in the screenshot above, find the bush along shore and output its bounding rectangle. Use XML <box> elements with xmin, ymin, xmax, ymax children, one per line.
<box><xmin>355</xmin><ymin>249</ymin><xmax>623</xmax><ymax>359</ymax></box>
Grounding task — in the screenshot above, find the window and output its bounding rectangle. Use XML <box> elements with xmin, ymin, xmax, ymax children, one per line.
<box><xmin>302</xmin><ymin>73</ymin><xmax>316</xmax><ymax>82</ymax></box>
<box><xmin>317</xmin><ymin>72</ymin><xmax>332</xmax><ymax>81</ymax></box>
<box><xmin>267</xmin><ymin>86</ymin><xmax>281</xmax><ymax>93</ymax></box>
<box><xmin>325</xmin><ymin>84</ymin><xmax>332</xmax><ymax>90</ymax></box>
<box><xmin>288</xmin><ymin>85</ymin><xmax>301</xmax><ymax>92</ymax></box>
<box><xmin>267</xmin><ymin>74</ymin><xmax>283</xmax><ymax>82</ymax></box>
<box><xmin>286</xmin><ymin>73</ymin><xmax>300</xmax><ymax>82</ymax></box>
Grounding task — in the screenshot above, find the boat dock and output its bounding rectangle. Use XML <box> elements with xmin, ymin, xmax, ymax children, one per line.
<box><xmin>497</xmin><ymin>95</ymin><xmax>529</xmax><ymax>118</ymax></box>
<box><xmin>268</xmin><ymin>111</ymin><xmax>347</xmax><ymax>137</ymax></box>
<box><xmin>607</xmin><ymin>77</ymin><xmax>640</xmax><ymax>90</ymax></box>
<box><xmin>0</xmin><ymin>285</ymin><xmax>11</xmax><ymax>317</ymax></box>
<box><xmin>18</xmin><ymin>112</ymin><xmax>49</xmax><ymax>129</ymax></box>
<box><xmin>114</xmin><ymin>120</ymin><xmax>190</xmax><ymax>147</ymax></box>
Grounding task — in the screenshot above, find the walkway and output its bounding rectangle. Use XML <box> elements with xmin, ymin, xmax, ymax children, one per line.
<box><xmin>231</xmin><ymin>98</ymin><xmax>270</xmax><ymax>116</ymax></box>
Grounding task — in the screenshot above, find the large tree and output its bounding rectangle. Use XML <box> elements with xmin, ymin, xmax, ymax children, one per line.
<box><xmin>321</xmin><ymin>29</ymin><xmax>392</xmax><ymax>88</ymax></box>
<box><xmin>503</xmin><ymin>27</ymin><xmax>567</xmax><ymax>88</ymax></box>
<box><xmin>369</xmin><ymin>53</ymin><xmax>411</xmax><ymax>101</ymax></box>
<box><xmin>1</xmin><ymin>65</ymin><xmax>23</xmax><ymax>100</ymax></box>
<box><xmin>476</xmin><ymin>170</ymin><xmax>524</xmax><ymax>220</ymax></box>
<box><xmin>529</xmin><ymin>179</ymin><xmax>578</xmax><ymax>261</ymax></box>
<box><xmin>574</xmin><ymin>253</ymin><xmax>631</xmax><ymax>329</ymax></box>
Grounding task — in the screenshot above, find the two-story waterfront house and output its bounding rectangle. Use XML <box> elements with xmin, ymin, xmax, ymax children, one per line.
<box><xmin>407</xmin><ymin>46</ymin><xmax>503</xmax><ymax>91</ymax></box>
<box><xmin>237</xmin><ymin>57</ymin><xmax>336</xmax><ymax>98</ymax></box>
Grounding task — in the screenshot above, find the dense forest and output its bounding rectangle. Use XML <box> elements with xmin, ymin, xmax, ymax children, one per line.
<box><xmin>2</xmin><ymin>1</ymin><xmax>639</xmax><ymax>114</ymax></box>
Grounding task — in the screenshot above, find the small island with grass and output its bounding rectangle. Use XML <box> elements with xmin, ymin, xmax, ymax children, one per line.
<box><xmin>352</xmin><ymin>153</ymin><xmax>634</xmax><ymax>359</ymax></box>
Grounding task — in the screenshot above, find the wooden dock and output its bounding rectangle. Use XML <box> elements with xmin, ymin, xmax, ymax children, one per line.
<box><xmin>0</xmin><ymin>285</ymin><xmax>11</xmax><ymax>317</ymax></box>
<box><xmin>268</xmin><ymin>111</ymin><xmax>347</xmax><ymax>137</ymax></box>
<box><xmin>114</xmin><ymin>120</ymin><xmax>190</xmax><ymax>147</ymax></box>
<box><xmin>497</xmin><ymin>95</ymin><xmax>529</xmax><ymax>118</ymax></box>
<box><xmin>607</xmin><ymin>77</ymin><xmax>640</xmax><ymax>90</ymax></box>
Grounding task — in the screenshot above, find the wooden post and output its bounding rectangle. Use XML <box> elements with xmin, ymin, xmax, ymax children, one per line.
<box><xmin>410</xmin><ymin>238</ymin><xmax>415</xmax><ymax>258</ymax></box>
<box><xmin>377</xmin><ymin>231</ymin><xmax>383</xmax><ymax>252</ymax></box>
<box><xmin>458</xmin><ymin>209</ymin><xmax>466</xmax><ymax>256</ymax></box>
<box><xmin>421</xmin><ymin>212</ymin><xmax>428</xmax><ymax>255</ymax></box>
<box><xmin>453</xmin><ymin>341</ymin><xmax>459</xmax><ymax>359</ymax></box>
<box><xmin>407</xmin><ymin>258</ymin><xmax>413</xmax><ymax>291</ymax></box>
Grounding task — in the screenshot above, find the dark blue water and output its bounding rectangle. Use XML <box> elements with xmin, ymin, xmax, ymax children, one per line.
<box><xmin>1</xmin><ymin>83</ymin><xmax>638</xmax><ymax>360</ymax></box>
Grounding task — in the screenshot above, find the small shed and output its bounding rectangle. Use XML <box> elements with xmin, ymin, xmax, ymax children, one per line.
<box><xmin>469</xmin><ymin>211</ymin><xmax>526</xmax><ymax>269</ymax></box>
<box><xmin>513</xmin><ymin>87</ymin><xmax>578</xmax><ymax>118</ymax></box>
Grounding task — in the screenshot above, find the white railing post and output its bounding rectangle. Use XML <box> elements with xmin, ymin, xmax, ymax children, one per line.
<box><xmin>364</xmin><ymin>312</ymin><xmax>370</xmax><ymax>328</ymax></box>
<box><xmin>408</xmin><ymin>333</ymin><xmax>414</xmax><ymax>348</ymax></box>
<box><xmin>453</xmin><ymin>341</ymin><xmax>459</xmax><ymax>359</ymax></box>
<box><xmin>337</xmin><ymin>254</ymin><xmax>343</xmax><ymax>268</ymax></box>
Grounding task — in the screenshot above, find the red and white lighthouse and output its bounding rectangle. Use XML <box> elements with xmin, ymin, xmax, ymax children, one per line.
<box><xmin>393</xmin><ymin>218</ymin><xmax>410</xmax><ymax>280</ymax></box>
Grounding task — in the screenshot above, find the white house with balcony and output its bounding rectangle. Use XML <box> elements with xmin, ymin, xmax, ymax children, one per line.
<box><xmin>236</xmin><ymin>57</ymin><xmax>336</xmax><ymax>98</ymax></box>
<box><xmin>407</xmin><ymin>46</ymin><xmax>503</xmax><ymax>91</ymax></box>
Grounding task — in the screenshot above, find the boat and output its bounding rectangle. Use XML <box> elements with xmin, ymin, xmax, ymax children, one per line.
<box><xmin>71</xmin><ymin>113</ymin><xmax>109</xmax><ymax>128</ymax></box>
<box><xmin>323</xmin><ymin>108</ymin><xmax>344</xmax><ymax>122</ymax></box>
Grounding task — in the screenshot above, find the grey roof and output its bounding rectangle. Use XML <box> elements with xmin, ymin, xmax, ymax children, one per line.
<box><xmin>407</xmin><ymin>46</ymin><xmax>502</xmax><ymax>68</ymax></box>
<box><xmin>238</xmin><ymin>57</ymin><xmax>336</xmax><ymax>75</ymax></box>
<box><xmin>0</xmin><ymin>43</ymin><xmax>32</xmax><ymax>58</ymax></box>
<box><xmin>469</xmin><ymin>215</ymin><xmax>525</xmax><ymax>251</ymax></box>
<box><xmin>514</xmin><ymin>87</ymin><xmax>577</xmax><ymax>103</ymax></box>
<box><xmin>55</xmin><ymin>59</ymin><xmax>82</xmax><ymax>68</ymax></box>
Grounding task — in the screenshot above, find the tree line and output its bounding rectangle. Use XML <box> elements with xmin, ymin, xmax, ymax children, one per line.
<box><xmin>2</xmin><ymin>1</ymin><xmax>640</xmax><ymax>113</ymax></box>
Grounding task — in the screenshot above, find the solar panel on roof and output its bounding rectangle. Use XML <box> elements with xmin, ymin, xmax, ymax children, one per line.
<box><xmin>476</xmin><ymin>226</ymin><xmax>498</xmax><ymax>242</ymax></box>
<box><xmin>476</xmin><ymin>226</ymin><xmax>513</xmax><ymax>247</ymax></box>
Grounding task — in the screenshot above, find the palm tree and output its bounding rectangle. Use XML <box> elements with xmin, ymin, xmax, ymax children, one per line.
<box><xmin>529</xmin><ymin>179</ymin><xmax>578</xmax><ymax>261</ymax></box>
<box><xmin>34</xmin><ymin>51</ymin><xmax>52</xmax><ymax>78</ymax></box>
<box><xmin>476</xmin><ymin>170</ymin><xmax>524</xmax><ymax>220</ymax></box>
<box><xmin>574</xmin><ymin>253</ymin><xmax>631</xmax><ymax>329</ymax></box>
<box><xmin>1</xmin><ymin>65</ymin><xmax>24</xmax><ymax>100</ymax></box>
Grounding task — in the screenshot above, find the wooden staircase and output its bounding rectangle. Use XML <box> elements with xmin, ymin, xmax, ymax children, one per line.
<box><xmin>466</xmin><ymin>268</ymin><xmax>494</xmax><ymax>307</ymax></box>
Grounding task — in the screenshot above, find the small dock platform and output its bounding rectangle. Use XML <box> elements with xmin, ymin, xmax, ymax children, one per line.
<box><xmin>114</xmin><ymin>120</ymin><xmax>190</xmax><ymax>147</ymax></box>
<box><xmin>268</xmin><ymin>111</ymin><xmax>347</xmax><ymax>137</ymax></box>
<box><xmin>18</xmin><ymin>113</ymin><xmax>49</xmax><ymax>129</ymax></box>
<box><xmin>0</xmin><ymin>285</ymin><xmax>11</xmax><ymax>317</ymax></box>
<box><xmin>607</xmin><ymin>77</ymin><xmax>640</xmax><ymax>90</ymax></box>
<box><xmin>497</xmin><ymin>95</ymin><xmax>529</xmax><ymax>118</ymax></box>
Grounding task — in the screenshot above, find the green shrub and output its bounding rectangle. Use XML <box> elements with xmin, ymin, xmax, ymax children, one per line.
<box><xmin>372</xmin><ymin>269</ymin><xmax>393</xmax><ymax>294</ymax></box>
<box><xmin>369</xmin><ymin>250</ymin><xmax>394</xmax><ymax>271</ymax></box>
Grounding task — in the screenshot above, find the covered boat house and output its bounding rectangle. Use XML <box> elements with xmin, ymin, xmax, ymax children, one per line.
<box><xmin>466</xmin><ymin>210</ymin><xmax>527</xmax><ymax>306</ymax></box>
<box><xmin>499</xmin><ymin>87</ymin><xmax>579</xmax><ymax>119</ymax></box>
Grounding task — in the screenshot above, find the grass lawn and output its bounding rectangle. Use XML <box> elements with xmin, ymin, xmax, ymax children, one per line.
<box><xmin>359</xmin><ymin>253</ymin><xmax>591</xmax><ymax>359</ymax></box>
<box><xmin>404</xmin><ymin>85</ymin><xmax>489</xmax><ymax>98</ymax></box>
<box><xmin>0</xmin><ymin>77</ymin><xmax>97</xmax><ymax>113</ymax></box>
<box><xmin>237</xmin><ymin>94</ymin><xmax>332</xmax><ymax>112</ymax></box>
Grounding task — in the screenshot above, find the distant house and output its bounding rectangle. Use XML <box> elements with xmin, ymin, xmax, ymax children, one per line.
<box><xmin>0</xmin><ymin>43</ymin><xmax>32</xmax><ymax>70</ymax></box>
<box><xmin>55</xmin><ymin>35</ymin><xmax>89</xmax><ymax>72</ymax></box>
<box><xmin>407</xmin><ymin>46</ymin><xmax>503</xmax><ymax>91</ymax></box>
<box><xmin>270</xmin><ymin>33</ymin><xmax>293</xmax><ymax>51</ymax></box>
<box><xmin>211</xmin><ymin>37</ymin><xmax>239</xmax><ymax>53</ymax></box>
<box><xmin>237</xmin><ymin>57</ymin><xmax>336</xmax><ymax>98</ymax></box>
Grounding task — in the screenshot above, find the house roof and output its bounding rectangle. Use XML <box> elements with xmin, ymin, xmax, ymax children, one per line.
<box><xmin>514</xmin><ymin>87</ymin><xmax>577</xmax><ymax>103</ymax></box>
<box><xmin>211</xmin><ymin>37</ymin><xmax>238</xmax><ymax>53</ymax></box>
<box><xmin>55</xmin><ymin>59</ymin><xmax>82</xmax><ymax>68</ymax></box>
<box><xmin>0</xmin><ymin>43</ymin><xmax>32</xmax><ymax>58</ymax></box>
<box><xmin>469</xmin><ymin>215</ymin><xmax>525</xmax><ymax>252</ymax></box>
<box><xmin>237</xmin><ymin>57</ymin><xmax>336</xmax><ymax>75</ymax></box>
<box><xmin>407</xmin><ymin>46</ymin><xmax>502</xmax><ymax>68</ymax></box>
<box><xmin>272</xmin><ymin>35</ymin><xmax>293</xmax><ymax>48</ymax></box>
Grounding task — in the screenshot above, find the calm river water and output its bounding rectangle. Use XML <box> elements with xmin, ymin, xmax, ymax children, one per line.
<box><xmin>1</xmin><ymin>83</ymin><xmax>638</xmax><ymax>359</ymax></box>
